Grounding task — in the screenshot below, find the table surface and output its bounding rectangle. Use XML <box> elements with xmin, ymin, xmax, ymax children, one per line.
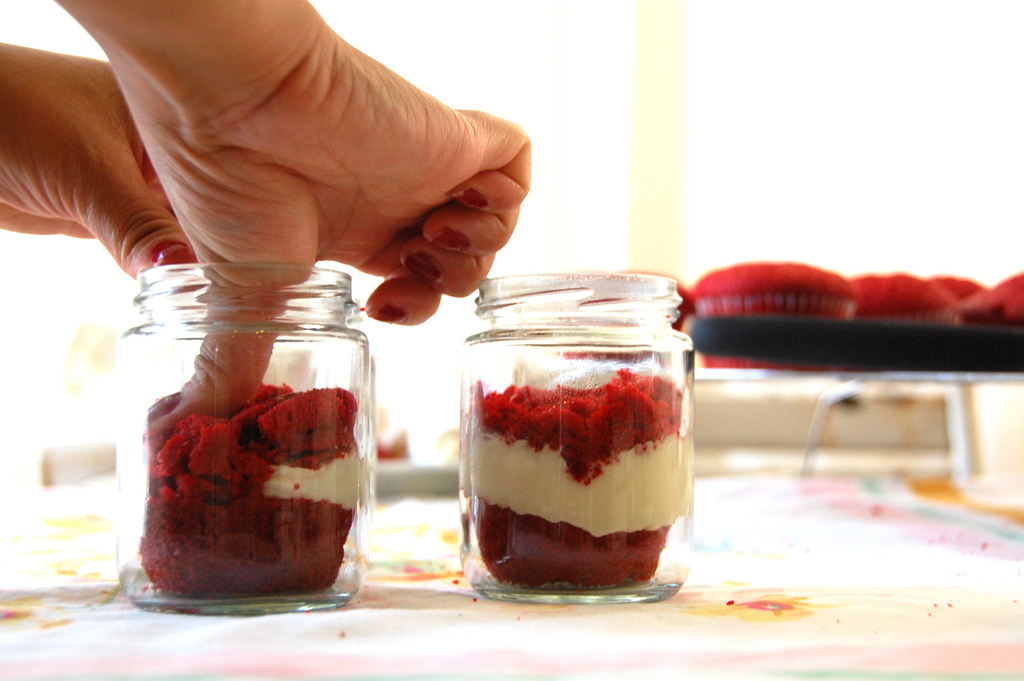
<box><xmin>2</xmin><ymin>475</ymin><xmax>1023</xmax><ymax>681</ymax></box>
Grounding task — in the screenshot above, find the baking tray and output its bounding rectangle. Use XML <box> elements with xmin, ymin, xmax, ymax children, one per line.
<box><xmin>688</xmin><ymin>316</ymin><xmax>1024</xmax><ymax>373</ymax></box>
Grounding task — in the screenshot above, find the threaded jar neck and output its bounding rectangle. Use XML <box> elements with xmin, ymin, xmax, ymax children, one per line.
<box><xmin>475</xmin><ymin>273</ymin><xmax>682</xmax><ymax>329</ymax></box>
<box><xmin>134</xmin><ymin>263</ymin><xmax>359</xmax><ymax>329</ymax></box>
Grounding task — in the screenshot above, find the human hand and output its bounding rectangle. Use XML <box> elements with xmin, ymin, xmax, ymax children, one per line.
<box><xmin>58</xmin><ymin>0</ymin><xmax>531</xmax><ymax>325</ymax></box>
<box><xmin>0</xmin><ymin>43</ymin><xmax>194</xmax><ymax>275</ymax></box>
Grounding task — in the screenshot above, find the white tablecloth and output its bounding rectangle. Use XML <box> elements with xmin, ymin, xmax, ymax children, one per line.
<box><xmin>2</xmin><ymin>475</ymin><xmax>1023</xmax><ymax>680</ymax></box>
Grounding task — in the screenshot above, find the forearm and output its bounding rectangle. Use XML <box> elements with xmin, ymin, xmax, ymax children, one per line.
<box><xmin>54</xmin><ymin>0</ymin><xmax>331</xmax><ymax>112</ymax></box>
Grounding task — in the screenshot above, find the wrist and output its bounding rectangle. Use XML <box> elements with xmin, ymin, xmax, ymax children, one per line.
<box><xmin>55</xmin><ymin>0</ymin><xmax>329</xmax><ymax>110</ymax></box>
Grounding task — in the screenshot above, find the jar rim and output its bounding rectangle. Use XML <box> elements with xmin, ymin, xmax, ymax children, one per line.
<box><xmin>134</xmin><ymin>262</ymin><xmax>360</xmax><ymax>326</ymax></box>
<box><xmin>474</xmin><ymin>272</ymin><xmax>683</xmax><ymax>325</ymax></box>
<box><xmin>138</xmin><ymin>262</ymin><xmax>352</xmax><ymax>290</ymax></box>
<box><xmin>477</xmin><ymin>271</ymin><xmax>680</xmax><ymax>304</ymax></box>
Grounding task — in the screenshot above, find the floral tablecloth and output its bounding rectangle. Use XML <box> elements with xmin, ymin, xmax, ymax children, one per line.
<box><xmin>2</xmin><ymin>475</ymin><xmax>1023</xmax><ymax>680</ymax></box>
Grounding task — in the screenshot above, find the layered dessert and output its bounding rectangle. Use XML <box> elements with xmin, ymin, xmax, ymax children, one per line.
<box><xmin>466</xmin><ymin>369</ymin><xmax>689</xmax><ymax>588</ymax></box>
<box><xmin>140</xmin><ymin>384</ymin><xmax>361</xmax><ymax>595</ymax></box>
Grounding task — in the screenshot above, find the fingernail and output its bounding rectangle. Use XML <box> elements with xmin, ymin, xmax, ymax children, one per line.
<box><xmin>454</xmin><ymin>187</ymin><xmax>489</xmax><ymax>210</ymax></box>
<box><xmin>402</xmin><ymin>251</ymin><xmax>443</xmax><ymax>284</ymax></box>
<box><xmin>369</xmin><ymin>304</ymin><xmax>409</xmax><ymax>324</ymax></box>
<box><xmin>151</xmin><ymin>241</ymin><xmax>196</xmax><ymax>267</ymax></box>
<box><xmin>431</xmin><ymin>227</ymin><xmax>471</xmax><ymax>252</ymax></box>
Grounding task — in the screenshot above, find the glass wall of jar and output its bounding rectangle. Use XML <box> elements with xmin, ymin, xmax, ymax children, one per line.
<box><xmin>116</xmin><ymin>263</ymin><xmax>373</xmax><ymax>615</ymax></box>
<box><xmin>460</xmin><ymin>273</ymin><xmax>694</xmax><ymax>604</ymax></box>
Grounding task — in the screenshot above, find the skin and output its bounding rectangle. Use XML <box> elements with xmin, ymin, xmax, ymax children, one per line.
<box><xmin>53</xmin><ymin>0</ymin><xmax>532</xmax><ymax>325</ymax></box>
<box><xmin>0</xmin><ymin>43</ymin><xmax>188</xmax><ymax>274</ymax></box>
<box><xmin>3</xmin><ymin>1</ymin><xmax>530</xmax><ymax>424</ymax></box>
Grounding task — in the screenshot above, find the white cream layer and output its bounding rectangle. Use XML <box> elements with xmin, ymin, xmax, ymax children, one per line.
<box><xmin>466</xmin><ymin>435</ymin><xmax>690</xmax><ymax>537</ymax></box>
<box><xmin>263</xmin><ymin>455</ymin><xmax>361</xmax><ymax>508</ymax></box>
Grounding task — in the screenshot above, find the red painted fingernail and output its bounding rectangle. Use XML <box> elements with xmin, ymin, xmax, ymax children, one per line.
<box><xmin>431</xmin><ymin>227</ymin><xmax>471</xmax><ymax>252</ymax></box>
<box><xmin>150</xmin><ymin>241</ymin><xmax>196</xmax><ymax>267</ymax></box>
<box><xmin>454</xmin><ymin>187</ymin><xmax>489</xmax><ymax>210</ymax></box>
<box><xmin>369</xmin><ymin>304</ymin><xmax>408</xmax><ymax>324</ymax></box>
<box><xmin>402</xmin><ymin>251</ymin><xmax>443</xmax><ymax>284</ymax></box>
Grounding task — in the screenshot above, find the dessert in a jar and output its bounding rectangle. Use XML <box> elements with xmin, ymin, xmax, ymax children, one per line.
<box><xmin>117</xmin><ymin>264</ymin><xmax>372</xmax><ymax>615</ymax></box>
<box><xmin>460</xmin><ymin>273</ymin><xmax>694</xmax><ymax>603</ymax></box>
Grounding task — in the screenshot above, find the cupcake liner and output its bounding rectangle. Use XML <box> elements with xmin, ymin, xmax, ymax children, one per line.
<box><xmin>694</xmin><ymin>292</ymin><xmax>855</xmax><ymax>318</ymax></box>
<box><xmin>695</xmin><ymin>293</ymin><xmax>856</xmax><ymax>370</ymax></box>
<box><xmin>873</xmin><ymin>308</ymin><xmax>962</xmax><ymax>325</ymax></box>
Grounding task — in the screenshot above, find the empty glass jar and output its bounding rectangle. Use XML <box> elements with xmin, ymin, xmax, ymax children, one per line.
<box><xmin>116</xmin><ymin>263</ymin><xmax>373</xmax><ymax>615</ymax></box>
<box><xmin>460</xmin><ymin>273</ymin><xmax>694</xmax><ymax>603</ymax></box>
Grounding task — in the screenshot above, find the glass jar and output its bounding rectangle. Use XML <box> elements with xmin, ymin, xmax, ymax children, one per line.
<box><xmin>116</xmin><ymin>263</ymin><xmax>373</xmax><ymax>615</ymax></box>
<box><xmin>459</xmin><ymin>273</ymin><xmax>694</xmax><ymax>603</ymax></box>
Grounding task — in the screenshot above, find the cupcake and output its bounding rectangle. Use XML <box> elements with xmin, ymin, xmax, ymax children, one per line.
<box><xmin>675</xmin><ymin>282</ymin><xmax>696</xmax><ymax>332</ymax></box>
<box><xmin>959</xmin><ymin>272</ymin><xmax>1024</xmax><ymax>326</ymax></box>
<box><xmin>691</xmin><ymin>262</ymin><xmax>856</xmax><ymax>368</ymax></box>
<box><xmin>852</xmin><ymin>273</ymin><xmax>960</xmax><ymax>324</ymax></box>
<box><xmin>929</xmin><ymin>275</ymin><xmax>986</xmax><ymax>303</ymax></box>
<box><xmin>692</xmin><ymin>262</ymin><xmax>856</xmax><ymax>318</ymax></box>
<box><xmin>622</xmin><ymin>271</ymin><xmax>695</xmax><ymax>332</ymax></box>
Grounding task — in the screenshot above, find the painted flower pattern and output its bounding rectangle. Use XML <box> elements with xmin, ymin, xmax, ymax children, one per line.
<box><xmin>683</xmin><ymin>593</ymin><xmax>837</xmax><ymax>622</ymax></box>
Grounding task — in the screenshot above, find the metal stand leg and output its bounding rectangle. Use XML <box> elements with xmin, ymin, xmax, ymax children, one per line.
<box><xmin>802</xmin><ymin>380</ymin><xmax>975</xmax><ymax>478</ymax></box>
<box><xmin>944</xmin><ymin>384</ymin><xmax>977</xmax><ymax>480</ymax></box>
<box><xmin>801</xmin><ymin>380</ymin><xmax>865</xmax><ymax>476</ymax></box>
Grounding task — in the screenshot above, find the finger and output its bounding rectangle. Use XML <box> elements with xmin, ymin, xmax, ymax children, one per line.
<box><xmin>2</xmin><ymin>189</ymin><xmax>194</xmax><ymax>272</ymax></box>
<box><xmin>86</xmin><ymin>182</ymin><xmax>196</xmax><ymax>275</ymax></box>
<box><xmin>458</xmin><ymin>110</ymin><xmax>532</xmax><ymax>198</ymax></box>
<box><xmin>363</xmin><ymin>276</ymin><xmax>442</xmax><ymax>326</ymax></box>
<box><xmin>399</xmin><ymin>236</ymin><xmax>494</xmax><ymax>298</ymax></box>
<box><xmin>450</xmin><ymin>168</ymin><xmax>529</xmax><ymax>214</ymax></box>
<box><xmin>183</xmin><ymin>332</ymin><xmax>277</xmax><ymax>418</ymax></box>
<box><xmin>148</xmin><ymin>330</ymin><xmax>277</xmax><ymax>435</ymax></box>
<box><xmin>146</xmin><ymin>268</ymin><xmax>315</xmax><ymax>439</ymax></box>
<box><xmin>86</xmin><ymin>148</ymin><xmax>196</xmax><ymax>277</ymax></box>
<box><xmin>98</xmin><ymin>177</ymin><xmax>197</xmax><ymax>276</ymax></box>
<box><xmin>422</xmin><ymin>201</ymin><xmax>518</xmax><ymax>255</ymax></box>
<box><xmin>0</xmin><ymin>204</ymin><xmax>93</xmax><ymax>238</ymax></box>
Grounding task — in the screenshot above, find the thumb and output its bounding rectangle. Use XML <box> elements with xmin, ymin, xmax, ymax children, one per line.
<box><xmin>86</xmin><ymin>170</ymin><xmax>196</xmax><ymax>278</ymax></box>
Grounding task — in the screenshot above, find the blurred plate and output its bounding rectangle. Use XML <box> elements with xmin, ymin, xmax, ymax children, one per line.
<box><xmin>689</xmin><ymin>316</ymin><xmax>1024</xmax><ymax>372</ymax></box>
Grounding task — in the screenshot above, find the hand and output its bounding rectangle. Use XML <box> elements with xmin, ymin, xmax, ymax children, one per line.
<box><xmin>58</xmin><ymin>0</ymin><xmax>531</xmax><ymax>324</ymax></box>
<box><xmin>0</xmin><ymin>43</ymin><xmax>195</xmax><ymax>275</ymax></box>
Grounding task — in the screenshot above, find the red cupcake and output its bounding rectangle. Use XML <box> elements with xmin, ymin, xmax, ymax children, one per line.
<box><xmin>675</xmin><ymin>282</ymin><xmax>696</xmax><ymax>332</ymax></box>
<box><xmin>929</xmin><ymin>275</ymin><xmax>986</xmax><ymax>302</ymax></box>
<box><xmin>852</xmin><ymin>273</ymin><xmax>960</xmax><ymax>324</ymax></box>
<box><xmin>691</xmin><ymin>262</ymin><xmax>856</xmax><ymax>368</ymax></box>
<box><xmin>959</xmin><ymin>272</ymin><xmax>1024</xmax><ymax>326</ymax></box>
<box><xmin>624</xmin><ymin>271</ymin><xmax>695</xmax><ymax>332</ymax></box>
<box><xmin>692</xmin><ymin>262</ymin><xmax>856</xmax><ymax>318</ymax></box>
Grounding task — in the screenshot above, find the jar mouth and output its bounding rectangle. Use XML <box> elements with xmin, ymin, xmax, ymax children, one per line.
<box><xmin>477</xmin><ymin>272</ymin><xmax>679</xmax><ymax>309</ymax></box>
<box><xmin>475</xmin><ymin>272</ymin><xmax>682</xmax><ymax>322</ymax></box>
<box><xmin>135</xmin><ymin>263</ymin><xmax>360</xmax><ymax>326</ymax></box>
<box><xmin>138</xmin><ymin>262</ymin><xmax>351</xmax><ymax>290</ymax></box>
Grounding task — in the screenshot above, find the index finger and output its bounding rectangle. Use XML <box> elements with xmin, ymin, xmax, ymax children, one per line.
<box><xmin>424</xmin><ymin>111</ymin><xmax>530</xmax><ymax>255</ymax></box>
